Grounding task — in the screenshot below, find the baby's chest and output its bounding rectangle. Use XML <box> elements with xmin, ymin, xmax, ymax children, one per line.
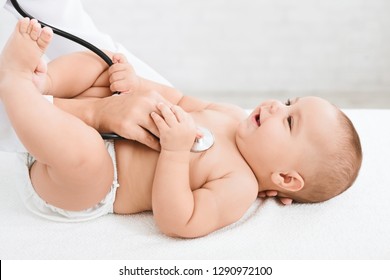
<box><xmin>189</xmin><ymin>136</ymin><xmax>243</xmax><ymax>191</ymax></box>
<box><xmin>189</xmin><ymin>110</ymin><xmax>243</xmax><ymax>189</ymax></box>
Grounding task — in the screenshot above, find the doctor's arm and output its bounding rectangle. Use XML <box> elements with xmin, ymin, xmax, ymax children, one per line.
<box><xmin>53</xmin><ymin>92</ymin><xmax>164</xmax><ymax>151</ymax></box>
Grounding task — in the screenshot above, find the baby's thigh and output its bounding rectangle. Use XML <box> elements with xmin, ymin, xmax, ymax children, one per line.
<box><xmin>29</xmin><ymin>145</ymin><xmax>114</xmax><ymax>211</ymax></box>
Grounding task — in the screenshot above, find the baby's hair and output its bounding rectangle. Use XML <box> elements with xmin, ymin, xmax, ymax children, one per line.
<box><xmin>292</xmin><ymin>108</ymin><xmax>362</xmax><ymax>203</ymax></box>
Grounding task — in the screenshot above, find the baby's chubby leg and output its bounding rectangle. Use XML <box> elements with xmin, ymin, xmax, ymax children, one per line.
<box><xmin>0</xmin><ymin>18</ymin><xmax>114</xmax><ymax>211</ymax></box>
<box><xmin>46</xmin><ymin>50</ymin><xmax>113</xmax><ymax>98</ymax></box>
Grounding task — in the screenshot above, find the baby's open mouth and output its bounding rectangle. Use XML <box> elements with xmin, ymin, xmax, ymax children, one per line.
<box><xmin>254</xmin><ymin>107</ymin><xmax>261</xmax><ymax>127</ymax></box>
<box><xmin>255</xmin><ymin>114</ymin><xmax>260</xmax><ymax>126</ymax></box>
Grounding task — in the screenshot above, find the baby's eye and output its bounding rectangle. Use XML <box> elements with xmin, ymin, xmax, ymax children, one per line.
<box><xmin>285</xmin><ymin>99</ymin><xmax>291</xmax><ymax>106</ymax></box>
<box><xmin>287</xmin><ymin>116</ymin><xmax>293</xmax><ymax>130</ymax></box>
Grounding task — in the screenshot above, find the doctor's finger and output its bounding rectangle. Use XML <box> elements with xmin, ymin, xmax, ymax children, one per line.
<box><xmin>150</xmin><ymin>111</ymin><xmax>169</xmax><ymax>132</ymax></box>
<box><xmin>139</xmin><ymin>115</ymin><xmax>160</xmax><ymax>139</ymax></box>
<box><xmin>156</xmin><ymin>103</ymin><xmax>177</xmax><ymax>126</ymax></box>
<box><xmin>130</xmin><ymin>126</ymin><xmax>161</xmax><ymax>151</ymax></box>
<box><xmin>170</xmin><ymin>105</ymin><xmax>189</xmax><ymax>123</ymax></box>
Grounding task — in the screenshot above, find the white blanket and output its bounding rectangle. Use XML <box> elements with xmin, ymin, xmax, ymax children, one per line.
<box><xmin>1</xmin><ymin>109</ymin><xmax>389</xmax><ymax>259</ymax></box>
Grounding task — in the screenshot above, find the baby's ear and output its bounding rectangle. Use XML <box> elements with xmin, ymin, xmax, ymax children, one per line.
<box><xmin>271</xmin><ymin>171</ymin><xmax>304</xmax><ymax>192</ymax></box>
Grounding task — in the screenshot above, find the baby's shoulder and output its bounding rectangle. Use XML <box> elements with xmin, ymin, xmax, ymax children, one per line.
<box><xmin>205</xmin><ymin>165</ymin><xmax>259</xmax><ymax>214</ymax></box>
<box><xmin>207</xmin><ymin>102</ymin><xmax>247</xmax><ymax>121</ymax></box>
<box><xmin>206</xmin><ymin>155</ymin><xmax>258</xmax><ymax>194</ymax></box>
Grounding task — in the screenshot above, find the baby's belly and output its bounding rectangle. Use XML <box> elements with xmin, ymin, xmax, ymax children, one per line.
<box><xmin>112</xmin><ymin>140</ymin><xmax>159</xmax><ymax>214</ymax></box>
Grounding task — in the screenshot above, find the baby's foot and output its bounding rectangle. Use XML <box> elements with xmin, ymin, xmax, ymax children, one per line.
<box><xmin>32</xmin><ymin>58</ymin><xmax>48</xmax><ymax>93</ymax></box>
<box><xmin>0</xmin><ymin>18</ymin><xmax>53</xmax><ymax>79</ymax></box>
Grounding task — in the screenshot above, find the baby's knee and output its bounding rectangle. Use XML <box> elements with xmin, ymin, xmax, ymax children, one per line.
<box><xmin>63</xmin><ymin>128</ymin><xmax>110</xmax><ymax>171</ymax></box>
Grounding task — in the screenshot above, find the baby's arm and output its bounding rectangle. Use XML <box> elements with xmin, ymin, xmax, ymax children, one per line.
<box><xmin>151</xmin><ymin>103</ymin><xmax>257</xmax><ymax>238</ymax></box>
<box><xmin>112</xmin><ymin>57</ymin><xmax>245</xmax><ymax>117</ymax></box>
<box><xmin>109</xmin><ymin>53</ymin><xmax>213</xmax><ymax>112</ymax></box>
<box><xmin>48</xmin><ymin>51</ymin><xmax>216</xmax><ymax>113</ymax></box>
<box><xmin>54</xmin><ymin>92</ymin><xmax>165</xmax><ymax>151</ymax></box>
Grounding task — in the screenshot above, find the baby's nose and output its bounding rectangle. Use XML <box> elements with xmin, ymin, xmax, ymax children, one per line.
<box><xmin>269</xmin><ymin>100</ymin><xmax>284</xmax><ymax>114</ymax></box>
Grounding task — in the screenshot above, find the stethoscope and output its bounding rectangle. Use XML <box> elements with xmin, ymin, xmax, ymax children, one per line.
<box><xmin>10</xmin><ymin>0</ymin><xmax>214</xmax><ymax>152</ymax></box>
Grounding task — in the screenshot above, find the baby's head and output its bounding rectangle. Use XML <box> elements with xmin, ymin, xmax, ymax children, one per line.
<box><xmin>236</xmin><ymin>96</ymin><xmax>362</xmax><ymax>203</ymax></box>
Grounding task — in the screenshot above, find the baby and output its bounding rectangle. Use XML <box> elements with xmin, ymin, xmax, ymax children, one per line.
<box><xmin>0</xmin><ymin>19</ymin><xmax>362</xmax><ymax>238</ymax></box>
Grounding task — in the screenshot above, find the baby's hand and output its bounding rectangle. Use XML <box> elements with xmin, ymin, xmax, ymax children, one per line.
<box><xmin>151</xmin><ymin>103</ymin><xmax>198</xmax><ymax>152</ymax></box>
<box><xmin>258</xmin><ymin>190</ymin><xmax>293</xmax><ymax>205</ymax></box>
<box><xmin>108</xmin><ymin>53</ymin><xmax>140</xmax><ymax>94</ymax></box>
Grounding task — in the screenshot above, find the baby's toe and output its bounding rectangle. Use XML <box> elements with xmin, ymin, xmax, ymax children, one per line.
<box><xmin>18</xmin><ymin>17</ymin><xmax>30</xmax><ymax>34</ymax></box>
<box><xmin>29</xmin><ymin>21</ymin><xmax>42</xmax><ymax>41</ymax></box>
<box><xmin>36</xmin><ymin>27</ymin><xmax>53</xmax><ymax>51</ymax></box>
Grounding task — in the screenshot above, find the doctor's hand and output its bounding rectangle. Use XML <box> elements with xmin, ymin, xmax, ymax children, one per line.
<box><xmin>95</xmin><ymin>90</ymin><xmax>170</xmax><ymax>151</ymax></box>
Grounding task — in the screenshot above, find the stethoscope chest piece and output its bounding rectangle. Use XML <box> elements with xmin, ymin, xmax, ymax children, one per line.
<box><xmin>191</xmin><ymin>127</ymin><xmax>214</xmax><ymax>153</ymax></box>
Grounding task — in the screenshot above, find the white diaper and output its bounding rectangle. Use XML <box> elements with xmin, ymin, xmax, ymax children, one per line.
<box><xmin>20</xmin><ymin>140</ymin><xmax>119</xmax><ymax>222</ymax></box>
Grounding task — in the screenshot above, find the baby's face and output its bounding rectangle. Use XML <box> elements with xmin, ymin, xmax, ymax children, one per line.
<box><xmin>236</xmin><ymin>96</ymin><xmax>339</xmax><ymax>181</ymax></box>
